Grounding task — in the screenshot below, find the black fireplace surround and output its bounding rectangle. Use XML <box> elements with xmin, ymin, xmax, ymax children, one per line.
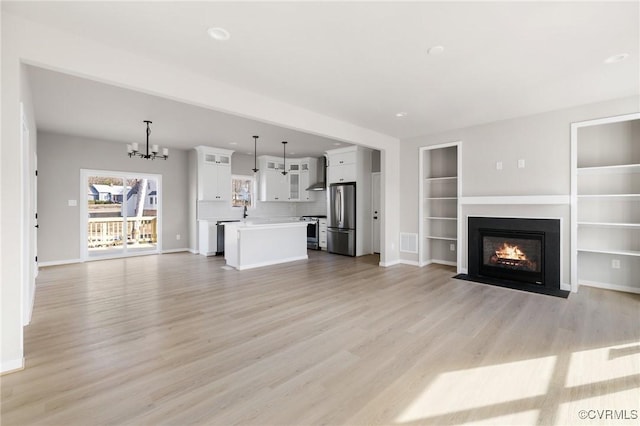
<box><xmin>456</xmin><ymin>217</ymin><xmax>568</xmax><ymax>298</ymax></box>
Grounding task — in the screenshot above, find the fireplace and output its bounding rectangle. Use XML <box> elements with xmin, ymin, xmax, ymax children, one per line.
<box><xmin>480</xmin><ymin>230</ymin><xmax>543</xmax><ymax>285</ymax></box>
<box><xmin>457</xmin><ymin>217</ymin><xmax>568</xmax><ymax>298</ymax></box>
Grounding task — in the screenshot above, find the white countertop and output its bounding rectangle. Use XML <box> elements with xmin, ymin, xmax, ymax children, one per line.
<box><xmin>224</xmin><ymin>218</ymin><xmax>306</xmax><ymax>228</ymax></box>
<box><xmin>199</xmin><ymin>216</ymin><xmax>302</xmax><ymax>224</ymax></box>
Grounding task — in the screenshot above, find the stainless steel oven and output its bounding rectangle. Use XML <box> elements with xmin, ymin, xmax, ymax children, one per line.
<box><xmin>300</xmin><ymin>216</ymin><xmax>324</xmax><ymax>250</ymax></box>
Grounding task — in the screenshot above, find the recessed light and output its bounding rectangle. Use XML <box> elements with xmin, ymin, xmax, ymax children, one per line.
<box><xmin>333</xmin><ymin>142</ymin><xmax>342</xmax><ymax>146</ymax></box>
<box><xmin>395</xmin><ymin>112</ymin><xmax>408</xmax><ymax>118</ymax></box>
<box><xmin>246</xmin><ymin>152</ymin><xmax>253</xmax><ymax>155</ymax></box>
<box><xmin>427</xmin><ymin>45</ymin><xmax>445</xmax><ymax>55</ymax></box>
<box><xmin>207</xmin><ymin>27</ymin><xmax>231</xmax><ymax>41</ymax></box>
<box><xmin>229</xmin><ymin>142</ymin><xmax>237</xmax><ymax>145</ymax></box>
<box><xmin>290</xmin><ymin>152</ymin><xmax>296</xmax><ymax>155</ymax></box>
<box><xmin>604</xmin><ymin>53</ymin><xmax>629</xmax><ymax>64</ymax></box>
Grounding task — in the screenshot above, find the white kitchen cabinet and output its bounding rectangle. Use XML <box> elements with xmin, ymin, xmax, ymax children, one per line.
<box><xmin>328</xmin><ymin>163</ymin><xmax>356</xmax><ymax>184</ymax></box>
<box><xmin>198</xmin><ymin>220</ymin><xmax>218</xmax><ymax>256</ymax></box>
<box><xmin>258</xmin><ymin>156</ymin><xmax>317</xmax><ymax>202</ymax></box>
<box><xmin>261</xmin><ymin>168</ymin><xmax>288</xmax><ymax>201</ymax></box>
<box><xmin>327</xmin><ymin>148</ymin><xmax>357</xmax><ymax>184</ymax></box>
<box><xmin>299</xmin><ymin>170</ymin><xmax>313</xmax><ymax>201</ymax></box>
<box><xmin>288</xmin><ymin>172</ymin><xmax>300</xmax><ymax>201</ymax></box>
<box><xmin>195</xmin><ymin>146</ymin><xmax>234</xmax><ymax>201</ymax></box>
<box><xmin>330</xmin><ymin>150</ymin><xmax>356</xmax><ymax>166</ymax></box>
<box><xmin>319</xmin><ymin>218</ymin><xmax>327</xmax><ymax>249</ymax></box>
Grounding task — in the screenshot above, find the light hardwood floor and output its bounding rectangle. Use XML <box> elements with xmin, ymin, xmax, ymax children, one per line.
<box><xmin>1</xmin><ymin>251</ymin><xmax>639</xmax><ymax>425</ymax></box>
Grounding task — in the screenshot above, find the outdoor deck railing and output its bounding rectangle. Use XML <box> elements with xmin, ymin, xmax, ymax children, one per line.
<box><xmin>87</xmin><ymin>217</ymin><xmax>157</xmax><ymax>248</ymax></box>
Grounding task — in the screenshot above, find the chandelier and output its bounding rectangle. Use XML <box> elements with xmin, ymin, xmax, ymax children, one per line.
<box><xmin>127</xmin><ymin>120</ymin><xmax>168</xmax><ymax>160</ymax></box>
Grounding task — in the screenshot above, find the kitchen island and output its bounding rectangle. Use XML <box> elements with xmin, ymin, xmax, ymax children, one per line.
<box><xmin>223</xmin><ymin>219</ymin><xmax>308</xmax><ymax>270</ymax></box>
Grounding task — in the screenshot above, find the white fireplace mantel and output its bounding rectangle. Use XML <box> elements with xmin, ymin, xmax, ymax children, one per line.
<box><xmin>460</xmin><ymin>195</ymin><xmax>570</xmax><ymax>205</ymax></box>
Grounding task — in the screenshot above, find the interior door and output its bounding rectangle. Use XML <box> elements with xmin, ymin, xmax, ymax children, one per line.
<box><xmin>372</xmin><ymin>172</ymin><xmax>381</xmax><ymax>253</ymax></box>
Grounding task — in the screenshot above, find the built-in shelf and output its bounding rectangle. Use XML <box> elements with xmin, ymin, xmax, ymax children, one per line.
<box><xmin>577</xmin><ymin>163</ymin><xmax>640</xmax><ymax>175</ymax></box>
<box><xmin>571</xmin><ymin>112</ymin><xmax>640</xmax><ymax>294</ymax></box>
<box><xmin>426</xmin><ymin>235</ymin><xmax>457</xmax><ymax>241</ymax></box>
<box><xmin>425</xmin><ymin>216</ymin><xmax>457</xmax><ymax>221</ymax></box>
<box><xmin>420</xmin><ymin>142</ymin><xmax>460</xmax><ymax>270</ymax></box>
<box><xmin>577</xmin><ymin>248</ymin><xmax>640</xmax><ymax>257</ymax></box>
<box><xmin>578</xmin><ymin>222</ymin><xmax>640</xmax><ymax>229</ymax></box>
<box><xmin>424</xmin><ymin>176</ymin><xmax>458</xmax><ymax>182</ymax></box>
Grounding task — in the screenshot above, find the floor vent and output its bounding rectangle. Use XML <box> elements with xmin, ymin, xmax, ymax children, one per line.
<box><xmin>400</xmin><ymin>233</ymin><xmax>418</xmax><ymax>253</ymax></box>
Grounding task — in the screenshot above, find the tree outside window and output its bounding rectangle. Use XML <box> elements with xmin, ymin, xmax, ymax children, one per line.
<box><xmin>232</xmin><ymin>175</ymin><xmax>254</xmax><ymax>208</ymax></box>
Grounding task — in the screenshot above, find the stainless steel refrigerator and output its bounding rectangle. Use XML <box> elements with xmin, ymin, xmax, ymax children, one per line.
<box><xmin>328</xmin><ymin>182</ymin><xmax>356</xmax><ymax>256</ymax></box>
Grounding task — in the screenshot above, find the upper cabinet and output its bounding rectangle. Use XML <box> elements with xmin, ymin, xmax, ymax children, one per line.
<box><xmin>195</xmin><ymin>146</ymin><xmax>234</xmax><ymax>201</ymax></box>
<box><xmin>259</xmin><ymin>157</ymin><xmax>288</xmax><ymax>201</ymax></box>
<box><xmin>257</xmin><ymin>156</ymin><xmax>317</xmax><ymax>202</ymax></box>
<box><xmin>327</xmin><ymin>148</ymin><xmax>358</xmax><ymax>184</ymax></box>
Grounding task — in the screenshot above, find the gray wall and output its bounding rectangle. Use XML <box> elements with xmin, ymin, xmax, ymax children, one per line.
<box><xmin>372</xmin><ymin>149</ymin><xmax>381</xmax><ymax>173</ymax></box>
<box><xmin>37</xmin><ymin>132</ymin><xmax>190</xmax><ymax>263</ymax></box>
<box><xmin>399</xmin><ymin>95</ymin><xmax>640</xmax><ymax>285</ymax></box>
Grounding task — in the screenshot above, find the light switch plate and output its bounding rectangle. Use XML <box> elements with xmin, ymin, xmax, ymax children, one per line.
<box><xmin>496</xmin><ymin>161</ymin><xmax>503</xmax><ymax>170</ymax></box>
<box><xmin>68</xmin><ymin>199</ymin><xmax>77</xmax><ymax>207</ymax></box>
<box><xmin>518</xmin><ymin>159</ymin><xmax>526</xmax><ymax>169</ymax></box>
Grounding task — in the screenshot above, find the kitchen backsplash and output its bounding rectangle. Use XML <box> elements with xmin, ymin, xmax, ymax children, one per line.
<box><xmin>198</xmin><ymin>195</ymin><xmax>327</xmax><ymax>220</ymax></box>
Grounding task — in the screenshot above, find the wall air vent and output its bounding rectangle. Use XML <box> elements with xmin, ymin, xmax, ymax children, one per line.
<box><xmin>400</xmin><ymin>233</ymin><xmax>418</xmax><ymax>253</ymax></box>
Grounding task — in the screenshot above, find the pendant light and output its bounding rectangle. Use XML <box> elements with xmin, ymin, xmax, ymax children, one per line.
<box><xmin>251</xmin><ymin>135</ymin><xmax>259</xmax><ymax>173</ymax></box>
<box><xmin>127</xmin><ymin>120</ymin><xmax>168</xmax><ymax>160</ymax></box>
<box><xmin>281</xmin><ymin>141</ymin><xmax>288</xmax><ymax>176</ymax></box>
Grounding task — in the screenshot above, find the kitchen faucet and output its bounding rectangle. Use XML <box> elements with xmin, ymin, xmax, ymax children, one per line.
<box><xmin>243</xmin><ymin>205</ymin><xmax>248</xmax><ymax>219</ymax></box>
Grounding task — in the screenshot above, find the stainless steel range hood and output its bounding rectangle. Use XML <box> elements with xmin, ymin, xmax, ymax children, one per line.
<box><xmin>306</xmin><ymin>155</ymin><xmax>327</xmax><ymax>191</ymax></box>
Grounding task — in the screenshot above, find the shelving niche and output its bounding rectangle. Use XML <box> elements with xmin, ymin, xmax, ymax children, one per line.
<box><xmin>571</xmin><ymin>113</ymin><xmax>640</xmax><ymax>293</ymax></box>
<box><xmin>420</xmin><ymin>143</ymin><xmax>461</xmax><ymax>268</ymax></box>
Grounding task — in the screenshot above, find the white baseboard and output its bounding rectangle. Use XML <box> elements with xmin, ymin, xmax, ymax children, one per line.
<box><xmin>398</xmin><ymin>259</ymin><xmax>420</xmax><ymax>267</ymax></box>
<box><xmin>235</xmin><ymin>255</ymin><xmax>308</xmax><ymax>271</ymax></box>
<box><xmin>1</xmin><ymin>358</ymin><xmax>24</xmax><ymax>375</ymax></box>
<box><xmin>39</xmin><ymin>258</ymin><xmax>82</xmax><ymax>267</ymax></box>
<box><xmin>188</xmin><ymin>248</ymin><xmax>198</xmax><ymax>254</ymax></box>
<box><xmin>431</xmin><ymin>259</ymin><xmax>457</xmax><ymax>267</ymax></box>
<box><xmin>379</xmin><ymin>260</ymin><xmax>401</xmax><ymax>267</ymax></box>
<box><xmin>579</xmin><ymin>280</ymin><xmax>640</xmax><ymax>295</ymax></box>
<box><xmin>560</xmin><ymin>283</ymin><xmax>572</xmax><ymax>292</ymax></box>
<box><xmin>162</xmin><ymin>248</ymin><xmax>191</xmax><ymax>254</ymax></box>
<box><xmin>459</xmin><ymin>267</ymin><xmax>468</xmax><ymax>274</ymax></box>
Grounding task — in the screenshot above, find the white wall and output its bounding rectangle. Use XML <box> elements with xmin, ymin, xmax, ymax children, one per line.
<box><xmin>1</xmin><ymin>11</ymin><xmax>400</xmax><ymax>372</ymax></box>
<box><xmin>37</xmin><ymin>132</ymin><xmax>190</xmax><ymax>263</ymax></box>
<box><xmin>400</xmin><ymin>96</ymin><xmax>640</xmax><ymax>285</ymax></box>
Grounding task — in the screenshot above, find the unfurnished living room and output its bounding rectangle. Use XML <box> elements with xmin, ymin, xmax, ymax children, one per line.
<box><xmin>1</xmin><ymin>1</ymin><xmax>639</xmax><ymax>425</ymax></box>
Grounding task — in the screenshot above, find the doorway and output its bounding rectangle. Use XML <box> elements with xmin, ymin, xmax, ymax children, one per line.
<box><xmin>81</xmin><ymin>169</ymin><xmax>162</xmax><ymax>260</ymax></box>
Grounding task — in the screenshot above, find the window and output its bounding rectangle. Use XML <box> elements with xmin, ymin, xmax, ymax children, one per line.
<box><xmin>231</xmin><ymin>175</ymin><xmax>255</xmax><ymax>208</ymax></box>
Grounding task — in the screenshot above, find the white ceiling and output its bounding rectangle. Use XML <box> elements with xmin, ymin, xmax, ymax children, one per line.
<box><xmin>6</xmin><ymin>1</ymin><xmax>640</xmax><ymax>149</ymax></box>
<box><xmin>26</xmin><ymin>65</ymin><xmax>349</xmax><ymax>157</ymax></box>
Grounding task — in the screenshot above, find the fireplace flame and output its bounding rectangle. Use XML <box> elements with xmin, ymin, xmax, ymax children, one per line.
<box><xmin>495</xmin><ymin>243</ymin><xmax>527</xmax><ymax>261</ymax></box>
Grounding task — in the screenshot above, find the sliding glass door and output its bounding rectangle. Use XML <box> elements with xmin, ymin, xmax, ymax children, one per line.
<box><xmin>82</xmin><ymin>170</ymin><xmax>161</xmax><ymax>259</ymax></box>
